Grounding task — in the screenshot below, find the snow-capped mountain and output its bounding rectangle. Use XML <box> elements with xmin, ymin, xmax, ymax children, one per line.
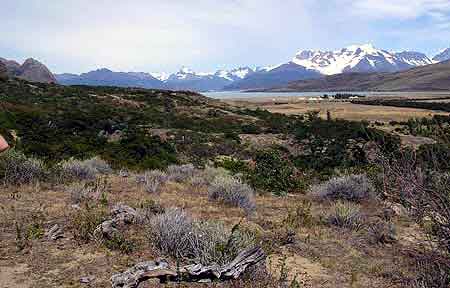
<box><xmin>224</xmin><ymin>62</ymin><xmax>321</xmax><ymax>91</ymax></box>
<box><xmin>149</xmin><ymin>72</ymin><xmax>170</xmax><ymax>81</ymax></box>
<box><xmin>214</xmin><ymin>67</ymin><xmax>254</xmax><ymax>81</ymax></box>
<box><xmin>163</xmin><ymin>67</ymin><xmax>236</xmax><ymax>91</ymax></box>
<box><xmin>55</xmin><ymin>44</ymin><xmax>449</xmax><ymax>92</ymax></box>
<box><xmin>159</xmin><ymin>66</ymin><xmax>255</xmax><ymax>91</ymax></box>
<box><xmin>292</xmin><ymin>44</ymin><xmax>433</xmax><ymax>75</ymax></box>
<box><xmin>433</xmin><ymin>48</ymin><xmax>450</xmax><ymax>63</ymax></box>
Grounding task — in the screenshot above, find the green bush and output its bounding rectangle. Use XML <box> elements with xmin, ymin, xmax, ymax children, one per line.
<box><xmin>251</xmin><ymin>149</ymin><xmax>295</xmax><ymax>196</ymax></box>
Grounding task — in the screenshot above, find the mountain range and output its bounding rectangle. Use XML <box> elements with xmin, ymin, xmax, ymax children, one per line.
<box><xmin>3</xmin><ymin>44</ymin><xmax>450</xmax><ymax>91</ymax></box>
<box><xmin>262</xmin><ymin>60</ymin><xmax>450</xmax><ymax>92</ymax></box>
<box><xmin>55</xmin><ymin>44</ymin><xmax>450</xmax><ymax>91</ymax></box>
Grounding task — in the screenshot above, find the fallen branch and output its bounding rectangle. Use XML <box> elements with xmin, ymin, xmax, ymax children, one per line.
<box><xmin>111</xmin><ymin>246</ymin><xmax>266</xmax><ymax>287</ymax></box>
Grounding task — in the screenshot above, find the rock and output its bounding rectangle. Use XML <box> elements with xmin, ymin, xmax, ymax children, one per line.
<box><xmin>80</xmin><ymin>276</ymin><xmax>95</xmax><ymax>284</ymax></box>
<box><xmin>94</xmin><ymin>204</ymin><xmax>139</xmax><ymax>240</ymax></box>
<box><xmin>0</xmin><ymin>57</ymin><xmax>56</xmax><ymax>83</ymax></box>
<box><xmin>18</xmin><ymin>58</ymin><xmax>57</xmax><ymax>83</ymax></box>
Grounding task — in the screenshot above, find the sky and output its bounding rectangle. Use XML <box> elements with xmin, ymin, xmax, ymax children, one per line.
<box><xmin>1</xmin><ymin>0</ymin><xmax>450</xmax><ymax>74</ymax></box>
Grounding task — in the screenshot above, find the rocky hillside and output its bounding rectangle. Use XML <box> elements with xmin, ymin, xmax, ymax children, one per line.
<box><xmin>0</xmin><ymin>57</ymin><xmax>56</xmax><ymax>83</ymax></box>
<box><xmin>263</xmin><ymin>60</ymin><xmax>450</xmax><ymax>92</ymax></box>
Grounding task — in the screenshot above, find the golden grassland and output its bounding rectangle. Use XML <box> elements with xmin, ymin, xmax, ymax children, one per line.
<box><xmin>225</xmin><ymin>93</ymin><xmax>450</xmax><ymax>122</ymax></box>
<box><xmin>0</xmin><ymin>175</ymin><xmax>423</xmax><ymax>287</ymax></box>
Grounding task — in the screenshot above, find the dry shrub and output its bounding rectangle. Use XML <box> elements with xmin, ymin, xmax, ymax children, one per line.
<box><xmin>66</xmin><ymin>178</ymin><xmax>108</xmax><ymax>204</ymax></box>
<box><xmin>310</xmin><ymin>174</ymin><xmax>374</xmax><ymax>202</ymax></box>
<box><xmin>148</xmin><ymin>208</ymin><xmax>255</xmax><ymax>265</ymax></box>
<box><xmin>58</xmin><ymin>157</ymin><xmax>111</xmax><ymax>182</ymax></box>
<box><xmin>0</xmin><ymin>149</ymin><xmax>46</xmax><ymax>185</ymax></box>
<box><xmin>327</xmin><ymin>201</ymin><xmax>364</xmax><ymax>231</ymax></box>
<box><xmin>283</xmin><ymin>199</ymin><xmax>314</xmax><ymax>229</ymax></box>
<box><xmin>166</xmin><ymin>164</ymin><xmax>196</xmax><ymax>183</ymax></box>
<box><xmin>71</xmin><ymin>203</ymin><xmax>108</xmax><ymax>243</ymax></box>
<box><xmin>208</xmin><ymin>175</ymin><xmax>256</xmax><ymax>215</ymax></box>
<box><xmin>136</xmin><ymin>170</ymin><xmax>168</xmax><ymax>194</ymax></box>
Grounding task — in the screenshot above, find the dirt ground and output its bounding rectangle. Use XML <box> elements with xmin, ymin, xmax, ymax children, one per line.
<box><xmin>0</xmin><ymin>174</ymin><xmax>422</xmax><ymax>288</ymax></box>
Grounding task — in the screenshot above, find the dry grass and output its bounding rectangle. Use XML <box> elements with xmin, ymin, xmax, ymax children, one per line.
<box><xmin>226</xmin><ymin>96</ymin><xmax>448</xmax><ymax>122</ymax></box>
<box><xmin>0</xmin><ymin>173</ymin><xmax>425</xmax><ymax>287</ymax></box>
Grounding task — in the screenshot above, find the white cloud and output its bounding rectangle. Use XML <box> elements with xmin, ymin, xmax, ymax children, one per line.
<box><xmin>0</xmin><ymin>0</ymin><xmax>449</xmax><ymax>73</ymax></box>
<box><xmin>350</xmin><ymin>0</ymin><xmax>450</xmax><ymax>20</ymax></box>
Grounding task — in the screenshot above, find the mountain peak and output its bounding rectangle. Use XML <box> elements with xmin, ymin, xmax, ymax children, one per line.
<box><xmin>292</xmin><ymin>44</ymin><xmax>432</xmax><ymax>75</ymax></box>
<box><xmin>179</xmin><ymin>66</ymin><xmax>194</xmax><ymax>74</ymax></box>
<box><xmin>344</xmin><ymin>43</ymin><xmax>377</xmax><ymax>53</ymax></box>
<box><xmin>433</xmin><ymin>48</ymin><xmax>450</xmax><ymax>62</ymax></box>
<box><xmin>16</xmin><ymin>58</ymin><xmax>56</xmax><ymax>83</ymax></box>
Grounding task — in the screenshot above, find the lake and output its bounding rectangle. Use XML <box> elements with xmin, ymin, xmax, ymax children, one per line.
<box><xmin>203</xmin><ymin>91</ymin><xmax>450</xmax><ymax>100</ymax></box>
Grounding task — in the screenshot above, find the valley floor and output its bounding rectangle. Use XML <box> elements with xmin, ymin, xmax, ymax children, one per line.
<box><xmin>225</xmin><ymin>92</ymin><xmax>450</xmax><ymax>122</ymax></box>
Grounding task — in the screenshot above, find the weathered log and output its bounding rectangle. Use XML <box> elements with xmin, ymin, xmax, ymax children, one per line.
<box><xmin>46</xmin><ymin>224</ymin><xmax>64</xmax><ymax>241</ymax></box>
<box><xmin>111</xmin><ymin>246</ymin><xmax>266</xmax><ymax>288</ymax></box>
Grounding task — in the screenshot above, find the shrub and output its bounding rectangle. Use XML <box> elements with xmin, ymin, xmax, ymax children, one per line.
<box><xmin>148</xmin><ymin>209</ymin><xmax>255</xmax><ymax>265</ymax></box>
<box><xmin>148</xmin><ymin>208</ymin><xmax>193</xmax><ymax>259</ymax></box>
<box><xmin>66</xmin><ymin>178</ymin><xmax>108</xmax><ymax>204</ymax></box>
<box><xmin>327</xmin><ymin>201</ymin><xmax>364</xmax><ymax>231</ymax></box>
<box><xmin>208</xmin><ymin>176</ymin><xmax>256</xmax><ymax>215</ymax></box>
<box><xmin>251</xmin><ymin>149</ymin><xmax>294</xmax><ymax>196</ymax></box>
<box><xmin>103</xmin><ymin>233</ymin><xmax>136</xmax><ymax>254</ymax></box>
<box><xmin>283</xmin><ymin>199</ymin><xmax>314</xmax><ymax>229</ymax></box>
<box><xmin>71</xmin><ymin>203</ymin><xmax>108</xmax><ymax>243</ymax></box>
<box><xmin>136</xmin><ymin>199</ymin><xmax>165</xmax><ymax>223</ymax></box>
<box><xmin>58</xmin><ymin>159</ymin><xmax>99</xmax><ymax>181</ymax></box>
<box><xmin>310</xmin><ymin>174</ymin><xmax>374</xmax><ymax>202</ymax></box>
<box><xmin>0</xmin><ymin>149</ymin><xmax>46</xmax><ymax>185</ymax></box>
<box><xmin>137</xmin><ymin>170</ymin><xmax>168</xmax><ymax>194</ymax></box>
<box><xmin>166</xmin><ymin>164</ymin><xmax>196</xmax><ymax>183</ymax></box>
<box><xmin>82</xmin><ymin>157</ymin><xmax>112</xmax><ymax>174</ymax></box>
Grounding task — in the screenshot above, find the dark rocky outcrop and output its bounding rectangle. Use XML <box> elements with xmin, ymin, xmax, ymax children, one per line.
<box><xmin>0</xmin><ymin>57</ymin><xmax>56</xmax><ymax>83</ymax></box>
<box><xmin>0</xmin><ymin>61</ymin><xmax>8</xmax><ymax>80</ymax></box>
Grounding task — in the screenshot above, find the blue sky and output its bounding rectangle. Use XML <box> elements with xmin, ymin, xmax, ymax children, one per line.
<box><xmin>1</xmin><ymin>0</ymin><xmax>450</xmax><ymax>74</ymax></box>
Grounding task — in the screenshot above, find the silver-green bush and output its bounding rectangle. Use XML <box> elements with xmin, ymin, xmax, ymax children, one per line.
<box><xmin>136</xmin><ymin>170</ymin><xmax>168</xmax><ymax>194</ymax></box>
<box><xmin>166</xmin><ymin>164</ymin><xmax>196</xmax><ymax>183</ymax></box>
<box><xmin>148</xmin><ymin>208</ymin><xmax>255</xmax><ymax>265</ymax></box>
<box><xmin>58</xmin><ymin>157</ymin><xmax>111</xmax><ymax>181</ymax></box>
<box><xmin>0</xmin><ymin>149</ymin><xmax>46</xmax><ymax>185</ymax></box>
<box><xmin>207</xmin><ymin>176</ymin><xmax>256</xmax><ymax>215</ymax></box>
<box><xmin>327</xmin><ymin>201</ymin><xmax>364</xmax><ymax>231</ymax></box>
<box><xmin>310</xmin><ymin>174</ymin><xmax>374</xmax><ymax>202</ymax></box>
